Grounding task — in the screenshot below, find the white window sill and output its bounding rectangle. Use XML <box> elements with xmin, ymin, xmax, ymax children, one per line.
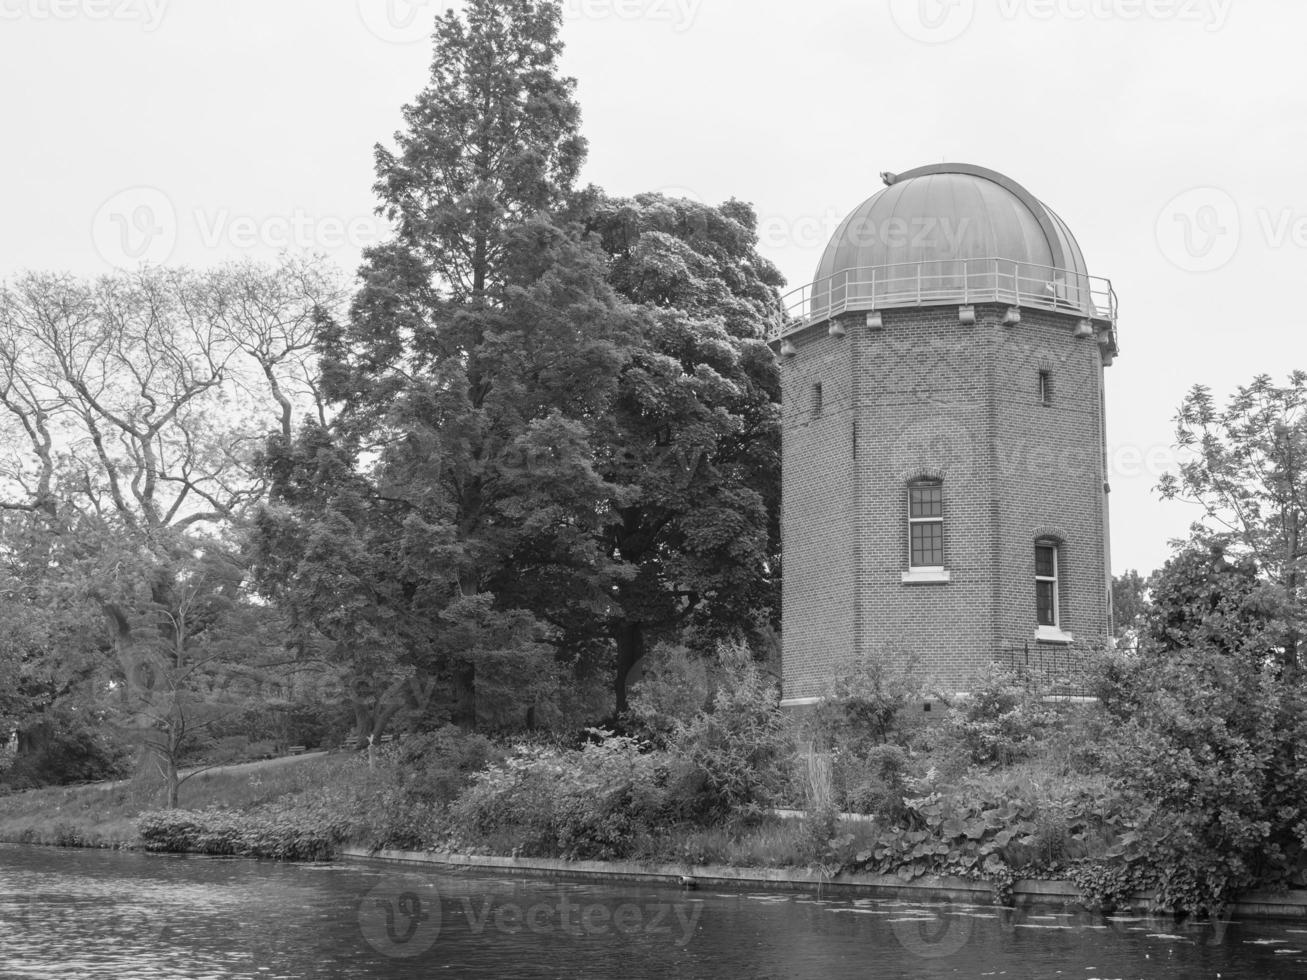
<box><xmin>1035</xmin><ymin>625</ymin><xmax>1074</xmax><ymax>644</ymax></box>
<box><xmin>902</xmin><ymin>568</ymin><xmax>950</xmax><ymax>584</ymax></box>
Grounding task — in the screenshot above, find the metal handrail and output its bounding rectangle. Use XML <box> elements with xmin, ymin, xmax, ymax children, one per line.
<box><xmin>772</xmin><ymin>257</ymin><xmax>1117</xmax><ymax>342</ymax></box>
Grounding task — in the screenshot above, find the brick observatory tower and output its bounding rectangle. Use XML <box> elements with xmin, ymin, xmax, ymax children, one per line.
<box><xmin>773</xmin><ymin>163</ymin><xmax>1119</xmax><ymax>706</ymax></box>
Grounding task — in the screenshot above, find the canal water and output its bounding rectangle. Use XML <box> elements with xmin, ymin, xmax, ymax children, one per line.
<box><xmin>2</xmin><ymin>843</ymin><xmax>1305</xmax><ymax>979</ymax></box>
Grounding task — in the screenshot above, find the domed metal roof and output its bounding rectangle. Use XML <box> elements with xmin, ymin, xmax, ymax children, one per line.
<box><xmin>779</xmin><ymin>164</ymin><xmax>1116</xmax><ymax>351</ymax></box>
<box><xmin>813</xmin><ymin>163</ymin><xmax>1089</xmax><ymax>285</ymax></box>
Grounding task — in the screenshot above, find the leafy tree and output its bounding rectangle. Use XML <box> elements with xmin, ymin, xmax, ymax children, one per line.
<box><xmin>1110</xmin><ymin>569</ymin><xmax>1148</xmax><ymax>642</ymax></box>
<box><xmin>1141</xmin><ymin>541</ymin><xmax>1283</xmax><ymax>662</ymax></box>
<box><xmin>263</xmin><ymin>2</ymin><xmax>785</xmax><ymax>727</ymax></box>
<box><xmin>368</xmin><ymin>0</ymin><xmax>585</xmax><ymax>305</ymax></box>
<box><xmin>0</xmin><ymin>258</ymin><xmax>340</xmax><ymax>780</ymax></box>
<box><xmin>583</xmin><ymin>193</ymin><xmax>783</xmax><ymax>711</ymax></box>
<box><xmin>1159</xmin><ymin>372</ymin><xmax>1307</xmax><ymax>671</ymax></box>
<box><xmin>259</xmin><ymin>0</ymin><xmax>619</xmax><ymax>731</ymax></box>
<box><xmin>103</xmin><ymin>537</ymin><xmax>285</xmax><ymax>807</ymax></box>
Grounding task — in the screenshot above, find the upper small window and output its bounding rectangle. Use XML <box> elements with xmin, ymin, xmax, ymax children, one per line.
<box><xmin>812</xmin><ymin>381</ymin><xmax>823</xmax><ymax>414</ymax></box>
<box><xmin>908</xmin><ymin>481</ymin><xmax>944</xmax><ymax>568</ymax></box>
<box><xmin>1038</xmin><ymin>370</ymin><xmax>1053</xmax><ymax>406</ymax></box>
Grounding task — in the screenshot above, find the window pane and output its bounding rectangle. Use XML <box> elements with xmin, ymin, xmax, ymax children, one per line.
<box><xmin>1035</xmin><ymin>544</ymin><xmax>1056</xmax><ymax>578</ymax></box>
<box><xmin>1036</xmin><ymin>580</ymin><xmax>1056</xmax><ymax>625</ymax></box>
<box><xmin>910</xmin><ymin>521</ymin><xmax>943</xmax><ymax>566</ymax></box>
<box><xmin>909</xmin><ymin>485</ymin><xmax>942</xmax><ymax>519</ymax></box>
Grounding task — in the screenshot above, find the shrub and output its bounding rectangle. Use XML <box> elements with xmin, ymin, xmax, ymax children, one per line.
<box><xmin>448</xmin><ymin>732</ymin><xmax>671</xmax><ymax>860</ymax></box>
<box><xmin>670</xmin><ymin>642</ymin><xmax>792</xmax><ymax>815</ymax></box>
<box><xmin>935</xmin><ymin>664</ymin><xmax>1060</xmax><ymax>769</ymax></box>
<box><xmin>397</xmin><ymin>726</ymin><xmax>501</xmax><ymax>808</ymax></box>
<box><xmin>624</xmin><ymin>643</ymin><xmax>713</xmax><ymax>747</ymax></box>
<box><xmin>808</xmin><ymin>651</ymin><xmax>932</xmax><ymax>751</ymax></box>
<box><xmin>1094</xmin><ymin>644</ymin><xmax>1307</xmax><ymax>915</ymax></box>
<box><xmin>848</xmin><ymin>781</ymin><xmax>1126</xmax><ymax>901</ymax></box>
<box><xmin>138</xmin><ymin>804</ymin><xmax>347</xmax><ymax>861</ymax></box>
<box><xmin>841</xmin><ymin>744</ymin><xmax>911</xmax><ymax>819</ymax></box>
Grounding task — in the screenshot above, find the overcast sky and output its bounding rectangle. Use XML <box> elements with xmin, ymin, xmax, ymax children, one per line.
<box><xmin>2</xmin><ymin>0</ymin><xmax>1303</xmax><ymax>577</ymax></box>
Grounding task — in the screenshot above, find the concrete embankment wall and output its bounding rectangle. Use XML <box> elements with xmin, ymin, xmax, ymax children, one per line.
<box><xmin>340</xmin><ymin>847</ymin><xmax>1307</xmax><ymax>921</ymax></box>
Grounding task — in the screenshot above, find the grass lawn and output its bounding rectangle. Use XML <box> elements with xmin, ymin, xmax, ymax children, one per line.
<box><xmin>0</xmin><ymin>751</ymin><xmax>356</xmax><ymax>848</ymax></box>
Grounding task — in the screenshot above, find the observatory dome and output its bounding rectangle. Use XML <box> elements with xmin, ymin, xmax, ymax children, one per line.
<box><xmin>814</xmin><ymin>163</ymin><xmax>1088</xmax><ymax>284</ymax></box>
<box><xmin>794</xmin><ymin>163</ymin><xmax>1113</xmax><ymax>330</ymax></box>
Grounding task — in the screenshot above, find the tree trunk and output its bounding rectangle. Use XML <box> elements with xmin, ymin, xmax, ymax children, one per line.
<box><xmin>452</xmin><ymin>662</ymin><xmax>477</xmax><ymax>731</ymax></box>
<box><xmin>164</xmin><ymin>754</ymin><xmax>179</xmax><ymax>809</ymax></box>
<box><xmin>613</xmin><ymin>620</ymin><xmax>644</xmax><ymax>716</ymax></box>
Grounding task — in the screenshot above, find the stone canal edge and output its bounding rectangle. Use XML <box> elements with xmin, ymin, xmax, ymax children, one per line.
<box><xmin>341</xmin><ymin>847</ymin><xmax>1307</xmax><ymax>921</ymax></box>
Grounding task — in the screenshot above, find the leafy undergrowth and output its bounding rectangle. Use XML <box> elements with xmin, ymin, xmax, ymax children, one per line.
<box><xmin>138</xmin><ymin>805</ymin><xmax>349</xmax><ymax>861</ymax></box>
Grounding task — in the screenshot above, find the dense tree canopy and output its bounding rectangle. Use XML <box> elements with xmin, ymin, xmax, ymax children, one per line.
<box><xmin>257</xmin><ymin>0</ymin><xmax>784</xmax><ymax>728</ymax></box>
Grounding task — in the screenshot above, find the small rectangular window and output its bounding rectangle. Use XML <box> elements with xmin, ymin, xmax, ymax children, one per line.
<box><xmin>812</xmin><ymin>382</ymin><xmax>823</xmax><ymax>414</ymax></box>
<box><xmin>908</xmin><ymin>482</ymin><xmax>944</xmax><ymax>567</ymax></box>
<box><xmin>1035</xmin><ymin>541</ymin><xmax>1059</xmax><ymax>626</ymax></box>
<box><xmin>1038</xmin><ymin>370</ymin><xmax>1052</xmax><ymax>405</ymax></box>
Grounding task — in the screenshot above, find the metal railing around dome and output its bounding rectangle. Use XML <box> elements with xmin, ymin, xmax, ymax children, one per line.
<box><xmin>771</xmin><ymin>258</ymin><xmax>1118</xmax><ymax>342</ymax></box>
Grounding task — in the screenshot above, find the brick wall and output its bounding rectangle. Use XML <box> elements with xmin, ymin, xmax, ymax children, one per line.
<box><xmin>780</xmin><ymin>303</ymin><xmax>1111</xmax><ymax>700</ymax></box>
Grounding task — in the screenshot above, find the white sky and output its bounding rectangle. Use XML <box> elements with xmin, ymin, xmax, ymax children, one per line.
<box><xmin>2</xmin><ymin>0</ymin><xmax>1305</xmax><ymax>577</ymax></box>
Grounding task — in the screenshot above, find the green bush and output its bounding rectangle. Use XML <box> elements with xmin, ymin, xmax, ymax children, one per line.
<box><xmin>138</xmin><ymin>803</ymin><xmax>347</xmax><ymax>861</ymax></box>
<box><xmin>1094</xmin><ymin>644</ymin><xmax>1307</xmax><ymax>915</ymax></box>
<box><xmin>808</xmin><ymin>651</ymin><xmax>932</xmax><ymax>751</ymax></box>
<box><xmin>624</xmin><ymin>643</ymin><xmax>714</xmax><ymax>748</ymax></box>
<box><xmin>448</xmin><ymin>732</ymin><xmax>671</xmax><ymax>859</ymax></box>
<box><xmin>670</xmin><ymin>642</ymin><xmax>792</xmax><ymax>815</ymax></box>
<box><xmin>935</xmin><ymin>664</ymin><xmax>1060</xmax><ymax>769</ymax></box>
<box><xmin>397</xmin><ymin>726</ymin><xmax>501</xmax><ymax>807</ymax></box>
<box><xmin>848</xmin><ymin>782</ymin><xmax>1125</xmax><ymax>901</ymax></box>
<box><xmin>841</xmin><ymin>743</ymin><xmax>911</xmax><ymax>819</ymax></box>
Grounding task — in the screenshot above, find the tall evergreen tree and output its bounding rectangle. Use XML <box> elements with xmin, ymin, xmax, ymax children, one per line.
<box><xmin>260</xmin><ymin>2</ymin><xmax>786</xmax><ymax>724</ymax></box>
